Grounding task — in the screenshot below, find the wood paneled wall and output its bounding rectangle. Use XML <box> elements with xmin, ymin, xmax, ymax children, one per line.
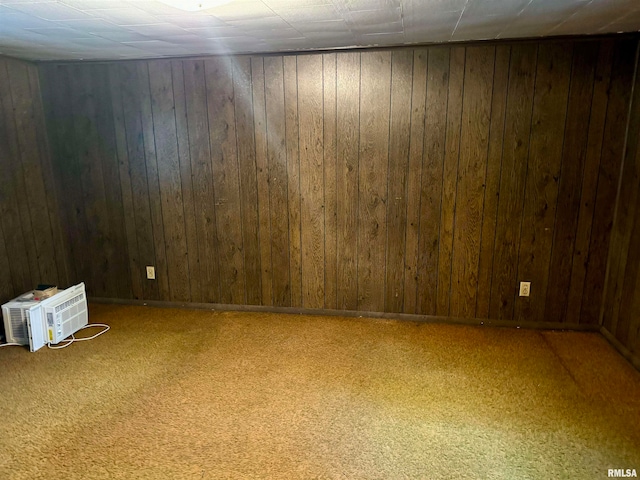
<box><xmin>38</xmin><ymin>37</ymin><xmax>637</xmax><ymax>324</ymax></box>
<box><xmin>0</xmin><ymin>56</ymin><xmax>67</xmax><ymax>309</ymax></box>
<box><xmin>602</xmin><ymin>41</ymin><xmax>640</xmax><ymax>365</ymax></box>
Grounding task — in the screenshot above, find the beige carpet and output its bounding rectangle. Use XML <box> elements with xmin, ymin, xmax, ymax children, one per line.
<box><xmin>1</xmin><ymin>303</ymin><xmax>639</xmax><ymax>479</ymax></box>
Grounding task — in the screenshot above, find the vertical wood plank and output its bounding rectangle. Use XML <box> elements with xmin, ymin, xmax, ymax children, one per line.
<box><xmin>3</xmin><ymin>61</ymin><xmax>43</xmax><ymax>287</ymax></box>
<box><xmin>403</xmin><ymin>48</ymin><xmax>427</xmax><ymax>314</ymax></box>
<box><xmin>251</xmin><ymin>56</ymin><xmax>274</xmax><ymax>306</ymax></box>
<box><xmin>451</xmin><ymin>45</ymin><xmax>495</xmax><ymax>318</ymax></box>
<box><xmin>602</xmin><ymin>41</ymin><xmax>640</xmax><ymax>337</ymax></box>
<box><xmin>39</xmin><ymin>64</ymin><xmax>83</xmax><ymax>287</ymax></box>
<box><xmin>545</xmin><ymin>44</ymin><xmax>597</xmax><ymax>323</ymax></box>
<box><xmin>515</xmin><ymin>43</ymin><xmax>572</xmax><ymax>323</ymax></box>
<box><xmin>119</xmin><ymin>62</ymin><xmax>159</xmax><ymax>300</ymax></box>
<box><xmin>137</xmin><ymin>62</ymin><xmax>170</xmax><ymax>301</ymax></box>
<box><xmin>416</xmin><ymin>47</ymin><xmax>449</xmax><ymax>315</ymax></box>
<box><xmin>613</xmin><ymin>106</ymin><xmax>640</xmax><ymax>345</ymax></box>
<box><xmin>68</xmin><ymin>64</ymin><xmax>111</xmax><ymax>296</ymax></box>
<box><xmin>171</xmin><ymin>59</ymin><xmax>201</xmax><ymax>303</ymax></box>
<box><xmin>476</xmin><ymin>45</ymin><xmax>510</xmax><ymax>319</ymax></box>
<box><xmin>336</xmin><ymin>52</ymin><xmax>360</xmax><ymax>310</ymax></box>
<box><xmin>7</xmin><ymin>61</ymin><xmax>59</xmax><ymax>285</ymax></box>
<box><xmin>90</xmin><ymin>64</ymin><xmax>132</xmax><ymax>299</ymax></box>
<box><xmin>284</xmin><ymin>55</ymin><xmax>303</xmax><ymax>308</ymax></box>
<box><xmin>205</xmin><ymin>57</ymin><xmax>245</xmax><ymax>304</ymax></box>
<box><xmin>264</xmin><ymin>56</ymin><xmax>291</xmax><ymax>307</ymax></box>
<box><xmin>323</xmin><ymin>52</ymin><xmax>338</xmax><ymax>310</ymax></box>
<box><xmin>436</xmin><ymin>46</ymin><xmax>465</xmax><ymax>316</ymax></box>
<box><xmin>148</xmin><ymin>59</ymin><xmax>191</xmax><ymax>302</ymax></box>
<box><xmin>0</xmin><ymin>219</ymin><xmax>12</xmax><ymax>301</ymax></box>
<box><xmin>489</xmin><ymin>44</ymin><xmax>538</xmax><ymax>320</ymax></box>
<box><xmin>28</xmin><ymin>64</ymin><xmax>69</xmax><ymax>289</ymax></box>
<box><xmin>357</xmin><ymin>51</ymin><xmax>391</xmax><ymax>312</ymax></box>
<box><xmin>0</xmin><ymin>60</ymin><xmax>33</xmax><ymax>293</ymax></box>
<box><xmin>233</xmin><ymin>57</ymin><xmax>261</xmax><ymax>305</ymax></box>
<box><xmin>581</xmin><ymin>39</ymin><xmax>636</xmax><ymax>325</ymax></box>
<box><xmin>385</xmin><ymin>49</ymin><xmax>413</xmax><ymax>313</ymax></box>
<box><xmin>107</xmin><ymin>63</ymin><xmax>143</xmax><ymax>299</ymax></box>
<box><xmin>565</xmin><ymin>41</ymin><xmax>614</xmax><ymax>324</ymax></box>
<box><xmin>183</xmin><ymin>59</ymin><xmax>220</xmax><ymax>304</ymax></box>
<box><xmin>297</xmin><ymin>54</ymin><xmax>325</xmax><ymax>309</ymax></box>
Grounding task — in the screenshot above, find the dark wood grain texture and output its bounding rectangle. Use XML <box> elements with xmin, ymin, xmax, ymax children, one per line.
<box><xmin>297</xmin><ymin>54</ymin><xmax>325</xmax><ymax>309</ymax></box>
<box><xmin>26</xmin><ymin>38</ymin><xmax>635</xmax><ymax>332</ymax></box>
<box><xmin>357</xmin><ymin>51</ymin><xmax>391</xmax><ymax>312</ymax></box>
<box><xmin>251</xmin><ymin>56</ymin><xmax>274</xmax><ymax>306</ymax></box>
<box><xmin>264</xmin><ymin>56</ymin><xmax>291</xmax><ymax>307</ymax></box>
<box><xmin>450</xmin><ymin>45</ymin><xmax>494</xmax><ymax>318</ymax></box>
<box><xmin>403</xmin><ymin>48</ymin><xmax>428</xmax><ymax>314</ymax></box>
<box><xmin>385</xmin><ymin>49</ymin><xmax>412</xmax><ymax>313</ymax></box>
<box><xmin>476</xmin><ymin>45</ymin><xmax>510</xmax><ymax>319</ymax></box>
<box><xmin>204</xmin><ymin>57</ymin><xmax>245</xmax><ymax>304</ymax></box>
<box><xmin>335</xmin><ymin>52</ymin><xmax>360</xmax><ymax>311</ymax></box>
<box><xmin>514</xmin><ymin>43</ymin><xmax>572</xmax><ymax>323</ymax></box>
<box><xmin>437</xmin><ymin>46</ymin><xmax>465</xmax><ymax>317</ymax></box>
<box><xmin>489</xmin><ymin>44</ymin><xmax>538</xmax><ymax>321</ymax></box>
<box><xmin>416</xmin><ymin>47</ymin><xmax>449</xmax><ymax>316</ymax></box>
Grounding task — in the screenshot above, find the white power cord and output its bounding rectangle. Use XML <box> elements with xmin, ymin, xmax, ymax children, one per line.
<box><xmin>46</xmin><ymin>323</ymin><xmax>110</xmax><ymax>350</ymax></box>
<box><xmin>0</xmin><ymin>324</ymin><xmax>110</xmax><ymax>350</ymax></box>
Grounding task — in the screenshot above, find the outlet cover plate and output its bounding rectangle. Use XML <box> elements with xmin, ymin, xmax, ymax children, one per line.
<box><xmin>519</xmin><ymin>281</ymin><xmax>530</xmax><ymax>297</ymax></box>
<box><xmin>146</xmin><ymin>266</ymin><xmax>156</xmax><ymax>280</ymax></box>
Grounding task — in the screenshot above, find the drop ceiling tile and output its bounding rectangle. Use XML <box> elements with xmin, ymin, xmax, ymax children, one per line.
<box><xmin>92</xmin><ymin>29</ymin><xmax>152</xmax><ymax>41</ymax></box>
<box><xmin>88</xmin><ymin>8</ymin><xmax>159</xmax><ymax>25</ymax></box>
<box><xmin>264</xmin><ymin>0</ymin><xmax>331</xmax><ymax>7</ymax></box>
<box><xmin>548</xmin><ymin>0</ymin><xmax>639</xmax><ymax>35</ymax></box>
<box><xmin>351</xmin><ymin>20</ymin><xmax>403</xmax><ymax>34</ymax></box>
<box><xmin>344</xmin><ymin>8</ymin><xmax>402</xmax><ymax>25</ymax></box>
<box><xmin>204</xmin><ymin>1</ymin><xmax>275</xmax><ymax>21</ymax></box>
<box><xmin>276</xmin><ymin>5</ymin><xmax>341</xmax><ymax>23</ymax></box>
<box><xmin>121</xmin><ymin>39</ymin><xmax>193</xmax><ymax>53</ymax></box>
<box><xmin>52</xmin><ymin>17</ymin><xmax>119</xmax><ymax>32</ymax></box>
<box><xmin>24</xmin><ymin>26</ymin><xmax>94</xmax><ymax>38</ymax></box>
<box><xmin>0</xmin><ymin>10</ymin><xmax>58</xmax><ymax>29</ymax></box>
<box><xmin>3</xmin><ymin>2</ymin><xmax>92</xmax><ymax>21</ymax></box>
<box><xmin>153</xmin><ymin>14</ymin><xmax>229</xmax><ymax>28</ymax></box>
<box><xmin>453</xmin><ymin>13</ymin><xmax>511</xmax><ymax>39</ymax></box>
<box><xmin>67</xmin><ymin>36</ymin><xmax>123</xmax><ymax>47</ymax></box>
<box><xmin>360</xmin><ymin>31</ymin><xmax>406</xmax><ymax>43</ymax></box>
<box><xmin>335</xmin><ymin>0</ymin><xmax>401</xmax><ymax>11</ymax></box>
<box><xmin>154</xmin><ymin>33</ymin><xmax>209</xmax><ymax>45</ymax></box>
<box><xmin>225</xmin><ymin>16</ymin><xmax>292</xmax><ymax>29</ymax></box>
<box><xmin>121</xmin><ymin>23</ymin><xmax>187</xmax><ymax>35</ymax></box>
<box><xmin>185</xmin><ymin>25</ymin><xmax>242</xmax><ymax>38</ymax></box>
<box><xmin>462</xmin><ymin>0</ymin><xmax>532</xmax><ymax>17</ymax></box>
<box><xmin>245</xmin><ymin>27</ymin><xmax>302</xmax><ymax>39</ymax></box>
<box><xmin>292</xmin><ymin>20</ymin><xmax>350</xmax><ymax>33</ymax></box>
<box><xmin>403</xmin><ymin>0</ymin><xmax>468</xmax><ymax>15</ymax></box>
<box><xmin>59</xmin><ymin>0</ymin><xmax>130</xmax><ymax>10</ymax></box>
<box><xmin>402</xmin><ymin>10</ymin><xmax>462</xmax><ymax>30</ymax></box>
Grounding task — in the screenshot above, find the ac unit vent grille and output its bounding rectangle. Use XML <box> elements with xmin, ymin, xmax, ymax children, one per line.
<box><xmin>9</xmin><ymin>308</ymin><xmax>26</xmax><ymax>339</ymax></box>
<box><xmin>55</xmin><ymin>294</ymin><xmax>83</xmax><ymax>314</ymax></box>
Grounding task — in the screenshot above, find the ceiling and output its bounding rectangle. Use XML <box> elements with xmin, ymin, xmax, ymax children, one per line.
<box><xmin>0</xmin><ymin>0</ymin><xmax>639</xmax><ymax>61</ymax></box>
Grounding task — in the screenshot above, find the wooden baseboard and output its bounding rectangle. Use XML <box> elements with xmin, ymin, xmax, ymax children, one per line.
<box><xmin>600</xmin><ymin>326</ymin><xmax>640</xmax><ymax>371</ymax></box>
<box><xmin>88</xmin><ymin>297</ymin><xmax>601</xmax><ymax>332</ymax></box>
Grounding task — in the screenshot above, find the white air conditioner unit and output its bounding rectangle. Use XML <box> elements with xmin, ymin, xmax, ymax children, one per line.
<box><xmin>2</xmin><ymin>283</ymin><xmax>88</xmax><ymax>352</ymax></box>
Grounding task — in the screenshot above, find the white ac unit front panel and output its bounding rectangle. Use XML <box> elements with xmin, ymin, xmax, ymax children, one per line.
<box><xmin>2</xmin><ymin>283</ymin><xmax>88</xmax><ymax>351</ymax></box>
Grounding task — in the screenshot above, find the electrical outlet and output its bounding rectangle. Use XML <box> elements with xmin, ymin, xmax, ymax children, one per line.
<box><xmin>146</xmin><ymin>266</ymin><xmax>156</xmax><ymax>280</ymax></box>
<box><xmin>519</xmin><ymin>281</ymin><xmax>531</xmax><ymax>297</ymax></box>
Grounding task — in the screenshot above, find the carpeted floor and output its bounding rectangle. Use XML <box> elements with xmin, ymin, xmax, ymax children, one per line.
<box><xmin>1</xmin><ymin>303</ymin><xmax>639</xmax><ymax>479</ymax></box>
